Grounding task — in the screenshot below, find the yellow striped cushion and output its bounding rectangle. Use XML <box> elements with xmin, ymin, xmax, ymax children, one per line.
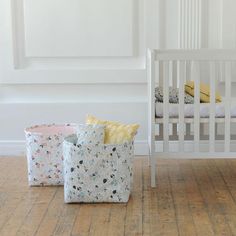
<box><xmin>86</xmin><ymin>115</ymin><xmax>139</xmax><ymax>144</ymax></box>
<box><xmin>185</xmin><ymin>81</ymin><xmax>222</xmax><ymax>103</ymax></box>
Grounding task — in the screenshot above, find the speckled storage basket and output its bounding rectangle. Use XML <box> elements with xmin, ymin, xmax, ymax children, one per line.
<box><xmin>63</xmin><ymin>135</ymin><xmax>134</xmax><ymax>203</ymax></box>
<box><xmin>25</xmin><ymin>124</ymin><xmax>76</xmax><ymax>186</ymax></box>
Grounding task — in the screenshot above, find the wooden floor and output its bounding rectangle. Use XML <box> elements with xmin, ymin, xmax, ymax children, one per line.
<box><xmin>1</xmin><ymin>157</ymin><xmax>236</xmax><ymax>236</ymax></box>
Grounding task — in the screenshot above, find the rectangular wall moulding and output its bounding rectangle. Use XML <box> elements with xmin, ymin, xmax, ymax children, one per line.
<box><xmin>23</xmin><ymin>0</ymin><xmax>136</xmax><ymax>57</ymax></box>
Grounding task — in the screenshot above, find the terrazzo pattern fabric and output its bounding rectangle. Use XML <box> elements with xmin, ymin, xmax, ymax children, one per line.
<box><xmin>63</xmin><ymin>135</ymin><xmax>134</xmax><ymax>203</ymax></box>
<box><xmin>25</xmin><ymin>124</ymin><xmax>76</xmax><ymax>186</ymax></box>
<box><xmin>76</xmin><ymin>124</ymin><xmax>105</xmax><ymax>145</ymax></box>
<box><xmin>155</xmin><ymin>86</ymin><xmax>194</xmax><ymax>104</ymax></box>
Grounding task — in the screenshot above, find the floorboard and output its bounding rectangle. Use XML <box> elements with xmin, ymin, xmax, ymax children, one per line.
<box><xmin>1</xmin><ymin>156</ymin><xmax>236</xmax><ymax>236</ymax></box>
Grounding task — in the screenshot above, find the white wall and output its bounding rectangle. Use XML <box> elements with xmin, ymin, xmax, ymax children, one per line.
<box><xmin>0</xmin><ymin>0</ymin><xmax>152</xmax><ymax>156</ymax></box>
<box><xmin>0</xmin><ymin>0</ymin><xmax>236</xmax><ymax>156</ymax></box>
<box><xmin>222</xmin><ymin>0</ymin><xmax>236</xmax><ymax>49</ymax></box>
<box><xmin>208</xmin><ymin>0</ymin><xmax>236</xmax><ymax>50</ymax></box>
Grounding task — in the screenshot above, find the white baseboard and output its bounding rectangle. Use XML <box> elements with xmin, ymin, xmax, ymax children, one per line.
<box><xmin>134</xmin><ymin>141</ymin><xmax>149</xmax><ymax>156</ymax></box>
<box><xmin>0</xmin><ymin>140</ymin><xmax>26</xmax><ymax>156</ymax></box>
<box><xmin>0</xmin><ymin>140</ymin><xmax>149</xmax><ymax>157</ymax></box>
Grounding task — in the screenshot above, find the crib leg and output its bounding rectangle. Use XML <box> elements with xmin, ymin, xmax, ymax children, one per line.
<box><xmin>148</xmin><ymin>135</ymin><xmax>156</xmax><ymax>187</ymax></box>
<box><xmin>151</xmin><ymin>163</ymin><xmax>156</xmax><ymax>187</ymax></box>
<box><xmin>149</xmin><ymin>151</ymin><xmax>156</xmax><ymax>187</ymax></box>
<box><xmin>148</xmin><ymin>150</ymin><xmax>151</xmax><ymax>167</ymax></box>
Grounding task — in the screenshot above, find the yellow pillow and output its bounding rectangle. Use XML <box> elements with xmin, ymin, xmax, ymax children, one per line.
<box><xmin>86</xmin><ymin>115</ymin><xmax>139</xmax><ymax>144</ymax></box>
<box><xmin>185</xmin><ymin>81</ymin><xmax>222</xmax><ymax>103</ymax></box>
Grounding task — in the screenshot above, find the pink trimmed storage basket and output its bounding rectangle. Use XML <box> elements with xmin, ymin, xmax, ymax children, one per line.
<box><xmin>25</xmin><ymin>124</ymin><xmax>76</xmax><ymax>186</ymax></box>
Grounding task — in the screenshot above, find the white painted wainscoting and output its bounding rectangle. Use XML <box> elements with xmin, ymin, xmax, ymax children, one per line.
<box><xmin>1</xmin><ymin>0</ymin><xmax>146</xmax><ymax>83</ymax></box>
<box><xmin>0</xmin><ymin>97</ymin><xmax>149</xmax><ymax>156</ymax></box>
<box><xmin>0</xmin><ymin>0</ymin><xmax>150</xmax><ymax>156</ymax></box>
<box><xmin>0</xmin><ymin>0</ymin><xmax>236</xmax><ymax>156</ymax></box>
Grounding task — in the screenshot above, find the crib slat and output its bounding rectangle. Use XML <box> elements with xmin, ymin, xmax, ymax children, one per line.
<box><xmin>225</xmin><ymin>62</ymin><xmax>231</xmax><ymax>152</ymax></box>
<box><xmin>159</xmin><ymin>61</ymin><xmax>163</xmax><ymax>87</ymax></box>
<box><xmin>163</xmin><ymin>61</ymin><xmax>169</xmax><ymax>152</ymax></box>
<box><xmin>186</xmin><ymin>61</ymin><xmax>191</xmax><ymax>81</ymax></box>
<box><xmin>172</xmin><ymin>61</ymin><xmax>178</xmax><ymax>137</ymax></box>
<box><xmin>193</xmin><ymin>62</ymin><xmax>200</xmax><ymax>152</ymax></box>
<box><xmin>172</xmin><ymin>61</ymin><xmax>178</xmax><ymax>88</ymax></box>
<box><xmin>179</xmin><ymin>61</ymin><xmax>185</xmax><ymax>152</ymax></box>
<box><xmin>209</xmin><ymin>62</ymin><xmax>216</xmax><ymax>152</ymax></box>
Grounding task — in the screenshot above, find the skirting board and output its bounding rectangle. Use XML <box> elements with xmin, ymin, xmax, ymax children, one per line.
<box><xmin>0</xmin><ymin>140</ymin><xmax>149</xmax><ymax>157</ymax></box>
<box><xmin>0</xmin><ymin>140</ymin><xmax>26</xmax><ymax>157</ymax></box>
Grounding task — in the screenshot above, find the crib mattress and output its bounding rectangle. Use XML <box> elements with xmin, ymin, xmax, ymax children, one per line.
<box><xmin>156</xmin><ymin>102</ymin><xmax>236</xmax><ymax>118</ymax></box>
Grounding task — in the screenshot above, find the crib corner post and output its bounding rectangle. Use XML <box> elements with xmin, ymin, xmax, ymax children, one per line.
<box><xmin>150</xmin><ymin>152</ymin><xmax>156</xmax><ymax>188</ymax></box>
<box><xmin>147</xmin><ymin>49</ymin><xmax>156</xmax><ymax>187</ymax></box>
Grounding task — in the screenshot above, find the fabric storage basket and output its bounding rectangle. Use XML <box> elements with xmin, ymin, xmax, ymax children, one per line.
<box><xmin>63</xmin><ymin>134</ymin><xmax>134</xmax><ymax>203</ymax></box>
<box><xmin>25</xmin><ymin>124</ymin><xmax>76</xmax><ymax>186</ymax></box>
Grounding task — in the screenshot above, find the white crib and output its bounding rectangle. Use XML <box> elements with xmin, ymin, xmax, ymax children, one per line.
<box><xmin>147</xmin><ymin>49</ymin><xmax>236</xmax><ymax>187</ymax></box>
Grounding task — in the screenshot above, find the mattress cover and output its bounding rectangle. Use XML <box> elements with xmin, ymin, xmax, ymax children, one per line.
<box><xmin>155</xmin><ymin>102</ymin><xmax>236</xmax><ymax>118</ymax></box>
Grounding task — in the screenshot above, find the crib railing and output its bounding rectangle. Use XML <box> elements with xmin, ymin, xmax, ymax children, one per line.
<box><xmin>147</xmin><ymin>49</ymin><xmax>236</xmax><ymax>157</ymax></box>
